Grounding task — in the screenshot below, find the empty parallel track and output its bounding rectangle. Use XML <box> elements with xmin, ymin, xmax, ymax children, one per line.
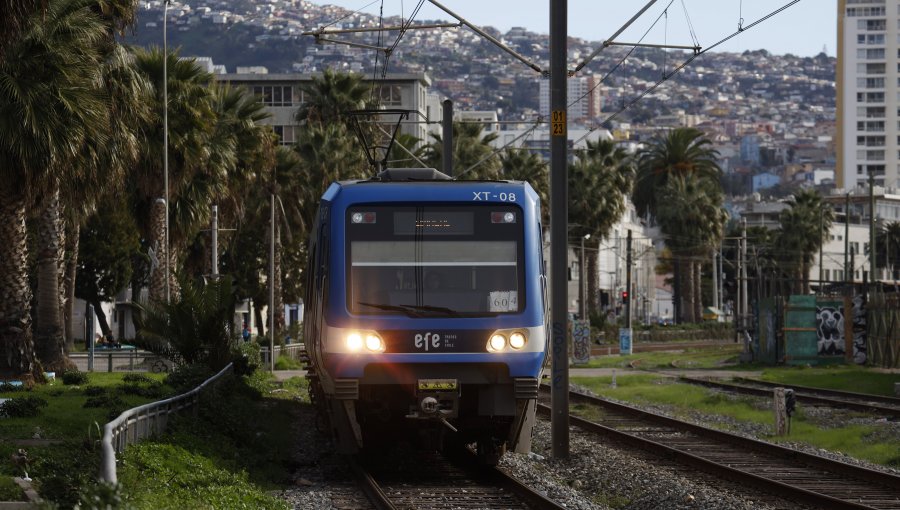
<box><xmin>538</xmin><ymin>386</ymin><xmax>900</xmax><ymax>509</ymax></box>
<box><xmin>346</xmin><ymin>449</ymin><xmax>566</xmax><ymax>510</ymax></box>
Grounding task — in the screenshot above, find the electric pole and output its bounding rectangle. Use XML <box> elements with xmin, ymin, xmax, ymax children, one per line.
<box><xmin>869</xmin><ymin>172</ymin><xmax>876</xmax><ymax>282</ymax></box>
<box><xmin>740</xmin><ymin>218</ymin><xmax>748</xmax><ymax>330</ymax></box>
<box><xmin>549</xmin><ymin>0</ymin><xmax>569</xmax><ymax>460</ymax></box>
<box><xmin>442</xmin><ymin>99</ymin><xmax>453</xmax><ymax>176</ymax></box>
<box><xmin>844</xmin><ymin>192</ymin><xmax>849</xmax><ymax>285</ymax></box>
<box><xmin>625</xmin><ymin>230</ymin><xmax>633</xmax><ymax>330</ymax></box>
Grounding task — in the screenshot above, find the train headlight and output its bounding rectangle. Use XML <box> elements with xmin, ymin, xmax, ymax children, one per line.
<box><xmin>346</xmin><ymin>332</ymin><xmax>363</xmax><ymax>351</ymax></box>
<box><xmin>488</xmin><ymin>334</ymin><xmax>507</xmax><ymax>352</ymax></box>
<box><xmin>365</xmin><ymin>333</ymin><xmax>385</xmax><ymax>353</ymax></box>
<box><xmin>509</xmin><ymin>332</ymin><xmax>527</xmax><ymax>350</ymax></box>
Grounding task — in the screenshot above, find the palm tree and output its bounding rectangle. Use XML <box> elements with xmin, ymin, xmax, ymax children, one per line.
<box><xmin>776</xmin><ymin>189</ymin><xmax>834</xmax><ymax>294</ymax></box>
<box><xmin>0</xmin><ymin>0</ymin><xmax>110</xmax><ymax>379</ymax></box>
<box><xmin>876</xmin><ymin>221</ymin><xmax>900</xmax><ymax>280</ymax></box>
<box><xmin>0</xmin><ymin>0</ymin><xmax>44</xmax><ymax>61</ymax></box>
<box><xmin>130</xmin><ymin>48</ymin><xmax>216</xmax><ymax>302</ymax></box>
<box><xmin>634</xmin><ymin>127</ymin><xmax>721</xmax><ymax>218</ymax></box>
<box><xmin>634</xmin><ymin>128</ymin><xmax>723</xmax><ymax>322</ymax></box>
<box><xmin>295</xmin><ymin>68</ymin><xmax>372</xmax><ymax>127</ymax></box>
<box><xmin>425</xmin><ymin>122</ymin><xmax>501</xmax><ymax>179</ymax></box>
<box><xmin>569</xmin><ymin>139</ymin><xmax>635</xmax><ymax>315</ymax></box>
<box><xmin>656</xmin><ymin>175</ymin><xmax>727</xmax><ymax>322</ymax></box>
<box><xmin>500</xmin><ymin>148</ymin><xmax>549</xmax><ymax>224</ymax></box>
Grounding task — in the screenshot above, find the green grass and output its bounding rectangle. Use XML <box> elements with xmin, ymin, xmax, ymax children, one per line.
<box><xmin>0</xmin><ymin>372</ymin><xmax>169</xmax><ymax>440</ymax></box>
<box><xmin>755</xmin><ymin>366</ymin><xmax>900</xmax><ymax>396</ymax></box>
<box><xmin>0</xmin><ymin>372</ymin><xmax>172</xmax><ymax>507</ymax></box>
<box><xmin>117</xmin><ymin>372</ymin><xmax>309</xmax><ymax>509</ymax></box>
<box><xmin>572</xmin><ymin>374</ymin><xmax>900</xmax><ymax>468</ymax></box>
<box><xmin>580</xmin><ymin>345</ymin><xmax>744</xmax><ymax>369</ymax></box>
<box><xmin>0</xmin><ymin>476</ymin><xmax>24</xmax><ymax>502</ymax></box>
<box><xmin>274</xmin><ymin>355</ymin><xmax>303</xmax><ymax>370</ymax></box>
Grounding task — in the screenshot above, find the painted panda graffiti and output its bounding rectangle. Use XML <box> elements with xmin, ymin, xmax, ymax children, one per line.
<box><xmin>816</xmin><ymin>306</ymin><xmax>845</xmax><ymax>356</ymax></box>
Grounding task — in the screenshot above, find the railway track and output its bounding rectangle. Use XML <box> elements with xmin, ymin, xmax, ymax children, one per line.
<box><xmin>678</xmin><ymin>376</ymin><xmax>900</xmax><ymax>418</ymax></box>
<box><xmin>538</xmin><ymin>386</ymin><xmax>900</xmax><ymax>509</ymax></box>
<box><xmin>345</xmin><ymin>448</ymin><xmax>567</xmax><ymax>510</ymax></box>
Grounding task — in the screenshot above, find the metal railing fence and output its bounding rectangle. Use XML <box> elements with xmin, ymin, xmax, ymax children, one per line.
<box><xmin>260</xmin><ymin>343</ymin><xmax>305</xmax><ymax>368</ymax></box>
<box><xmin>100</xmin><ymin>363</ymin><xmax>233</xmax><ymax>484</ymax></box>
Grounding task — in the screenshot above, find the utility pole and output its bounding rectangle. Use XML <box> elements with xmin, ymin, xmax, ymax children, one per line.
<box><xmin>869</xmin><ymin>172</ymin><xmax>876</xmax><ymax>282</ymax></box>
<box><xmin>740</xmin><ymin>218</ymin><xmax>748</xmax><ymax>329</ymax></box>
<box><xmin>269</xmin><ymin>181</ymin><xmax>276</xmax><ymax>371</ymax></box>
<box><xmin>844</xmin><ymin>192</ymin><xmax>850</xmax><ymax>285</ymax></box>
<box><xmin>442</xmin><ymin>99</ymin><xmax>453</xmax><ymax>176</ymax></box>
<box><xmin>579</xmin><ymin>234</ymin><xmax>590</xmax><ymax>320</ymax></box>
<box><xmin>625</xmin><ymin>230</ymin><xmax>633</xmax><ymax>330</ymax></box>
<box><xmin>549</xmin><ymin>0</ymin><xmax>569</xmax><ymax>460</ymax></box>
<box><xmin>712</xmin><ymin>250</ymin><xmax>719</xmax><ymax>314</ymax></box>
<box><xmin>718</xmin><ymin>245</ymin><xmax>724</xmax><ymax>310</ymax></box>
<box><xmin>211</xmin><ymin>205</ymin><xmax>219</xmax><ymax>278</ymax></box>
<box><xmin>818</xmin><ymin>208</ymin><xmax>824</xmax><ymax>289</ymax></box>
<box><xmin>163</xmin><ymin>0</ymin><xmax>171</xmax><ymax>303</ymax></box>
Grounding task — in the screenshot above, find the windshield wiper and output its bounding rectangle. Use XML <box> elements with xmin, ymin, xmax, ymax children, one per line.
<box><xmin>357</xmin><ymin>302</ymin><xmax>462</xmax><ymax>317</ymax></box>
<box><xmin>357</xmin><ymin>302</ymin><xmax>424</xmax><ymax>317</ymax></box>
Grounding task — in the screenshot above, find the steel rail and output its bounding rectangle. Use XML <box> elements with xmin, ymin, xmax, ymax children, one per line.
<box><xmin>536</xmin><ymin>403</ymin><xmax>876</xmax><ymax>510</ymax></box>
<box><xmin>680</xmin><ymin>376</ymin><xmax>900</xmax><ymax>418</ymax></box>
<box><xmin>537</xmin><ymin>385</ymin><xmax>900</xmax><ymax>509</ymax></box>
<box><xmin>347</xmin><ymin>456</ymin><xmax>396</xmax><ymax>510</ymax></box>
<box><xmin>734</xmin><ymin>377</ymin><xmax>900</xmax><ymax>407</ymax></box>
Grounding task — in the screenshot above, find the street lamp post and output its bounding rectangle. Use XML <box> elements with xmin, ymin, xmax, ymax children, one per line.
<box><xmin>579</xmin><ymin>233</ymin><xmax>590</xmax><ymax>320</ymax></box>
<box><xmin>163</xmin><ymin>0</ymin><xmax>171</xmax><ymax>303</ymax></box>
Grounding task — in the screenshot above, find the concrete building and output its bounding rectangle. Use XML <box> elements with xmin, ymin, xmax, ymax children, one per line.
<box><xmin>220</xmin><ymin>72</ymin><xmax>433</xmax><ymax>147</ymax></box>
<box><xmin>538</xmin><ymin>75</ymin><xmax>602</xmax><ymax>123</ymax></box>
<box><xmin>837</xmin><ymin>0</ymin><xmax>900</xmax><ymax>189</ymax></box>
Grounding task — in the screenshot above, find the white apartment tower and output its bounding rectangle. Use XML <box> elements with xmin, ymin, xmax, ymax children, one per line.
<box><xmin>539</xmin><ymin>75</ymin><xmax>602</xmax><ymax>122</ymax></box>
<box><xmin>837</xmin><ymin>0</ymin><xmax>900</xmax><ymax>190</ymax></box>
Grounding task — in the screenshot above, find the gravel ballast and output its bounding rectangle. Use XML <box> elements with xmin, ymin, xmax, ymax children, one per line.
<box><xmin>276</xmin><ymin>380</ymin><xmax>894</xmax><ymax>509</ymax></box>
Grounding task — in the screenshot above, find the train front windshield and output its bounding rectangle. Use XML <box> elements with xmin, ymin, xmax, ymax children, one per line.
<box><xmin>346</xmin><ymin>205</ymin><xmax>525</xmax><ymax>317</ymax></box>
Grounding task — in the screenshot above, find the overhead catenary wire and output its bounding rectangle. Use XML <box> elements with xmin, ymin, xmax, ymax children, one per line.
<box><xmin>572</xmin><ymin>0</ymin><xmax>802</xmax><ymax>146</ymax></box>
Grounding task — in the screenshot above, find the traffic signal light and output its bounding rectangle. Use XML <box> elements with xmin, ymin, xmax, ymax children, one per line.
<box><xmin>621</xmin><ymin>290</ymin><xmax>629</xmax><ymax>304</ymax></box>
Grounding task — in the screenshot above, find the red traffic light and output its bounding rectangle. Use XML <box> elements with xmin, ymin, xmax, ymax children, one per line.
<box><xmin>621</xmin><ymin>291</ymin><xmax>629</xmax><ymax>303</ymax></box>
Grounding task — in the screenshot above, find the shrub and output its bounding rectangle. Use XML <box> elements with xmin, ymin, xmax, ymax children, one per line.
<box><xmin>0</xmin><ymin>396</ymin><xmax>48</xmax><ymax>418</ymax></box>
<box><xmin>118</xmin><ymin>382</ymin><xmax>165</xmax><ymax>399</ymax></box>
<box><xmin>132</xmin><ymin>276</ymin><xmax>239</xmax><ymax>372</ymax></box>
<box><xmin>122</xmin><ymin>374</ymin><xmax>153</xmax><ymax>384</ymax></box>
<box><xmin>0</xmin><ymin>382</ymin><xmax>25</xmax><ymax>392</ymax></box>
<box><xmin>61</xmin><ymin>371</ymin><xmax>89</xmax><ymax>385</ymax></box>
<box><xmin>83</xmin><ymin>394</ymin><xmax>126</xmax><ymax>409</ymax></box>
<box><xmin>234</xmin><ymin>342</ymin><xmax>261</xmax><ymax>376</ymax></box>
<box><xmin>82</xmin><ymin>386</ymin><xmax>106</xmax><ymax>396</ymax></box>
<box><xmin>74</xmin><ymin>482</ymin><xmax>125</xmax><ymax>510</ymax></box>
<box><xmin>165</xmin><ymin>364</ymin><xmax>214</xmax><ymax>393</ymax></box>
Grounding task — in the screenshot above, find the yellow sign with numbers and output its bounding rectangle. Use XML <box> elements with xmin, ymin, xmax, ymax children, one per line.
<box><xmin>551</xmin><ymin>110</ymin><xmax>566</xmax><ymax>137</ymax></box>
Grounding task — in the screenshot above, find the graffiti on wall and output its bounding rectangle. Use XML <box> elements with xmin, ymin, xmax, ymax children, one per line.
<box><xmin>816</xmin><ymin>306</ymin><xmax>845</xmax><ymax>356</ymax></box>
<box><xmin>814</xmin><ymin>298</ymin><xmax>867</xmax><ymax>363</ymax></box>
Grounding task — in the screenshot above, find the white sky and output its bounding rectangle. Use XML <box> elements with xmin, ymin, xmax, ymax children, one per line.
<box><xmin>319</xmin><ymin>0</ymin><xmax>837</xmax><ymax>57</ymax></box>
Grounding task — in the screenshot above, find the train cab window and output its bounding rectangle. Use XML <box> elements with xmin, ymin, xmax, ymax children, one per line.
<box><xmin>346</xmin><ymin>205</ymin><xmax>525</xmax><ymax>316</ymax></box>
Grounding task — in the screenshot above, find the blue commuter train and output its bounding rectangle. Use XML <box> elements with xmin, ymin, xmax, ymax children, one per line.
<box><xmin>303</xmin><ymin>168</ymin><xmax>547</xmax><ymax>463</ymax></box>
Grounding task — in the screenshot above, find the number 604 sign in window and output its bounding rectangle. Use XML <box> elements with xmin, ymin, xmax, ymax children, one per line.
<box><xmin>489</xmin><ymin>291</ymin><xmax>518</xmax><ymax>312</ymax></box>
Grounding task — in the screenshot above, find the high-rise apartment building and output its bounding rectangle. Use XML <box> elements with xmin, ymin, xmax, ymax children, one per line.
<box><xmin>837</xmin><ymin>0</ymin><xmax>900</xmax><ymax>190</ymax></box>
<box><xmin>539</xmin><ymin>75</ymin><xmax>603</xmax><ymax>122</ymax></box>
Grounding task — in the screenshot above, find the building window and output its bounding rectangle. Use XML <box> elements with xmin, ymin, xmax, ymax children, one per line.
<box><xmin>377</xmin><ymin>85</ymin><xmax>402</xmax><ymax>106</ymax></box>
<box><xmin>857</xmin><ymin>77</ymin><xmax>885</xmax><ymax>88</ymax></box>
<box><xmin>825</xmin><ymin>269</ymin><xmax>830</xmax><ymax>281</ymax></box>
<box><xmin>252</xmin><ymin>85</ymin><xmax>294</xmax><ymax>107</ymax></box>
<box><xmin>272</xmin><ymin>125</ymin><xmax>295</xmax><ymax>146</ymax></box>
